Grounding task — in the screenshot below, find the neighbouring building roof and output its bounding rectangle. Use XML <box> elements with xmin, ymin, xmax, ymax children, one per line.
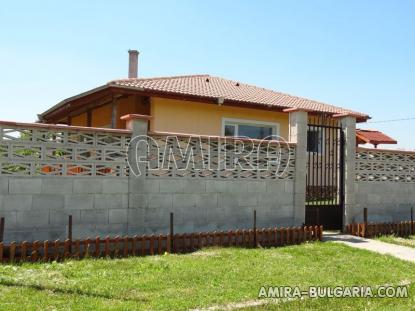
<box><xmin>110</xmin><ymin>75</ymin><xmax>369</xmax><ymax>120</ymax></box>
<box><xmin>356</xmin><ymin>129</ymin><xmax>397</xmax><ymax>146</ymax></box>
<box><xmin>39</xmin><ymin>74</ymin><xmax>370</xmax><ymax>122</ymax></box>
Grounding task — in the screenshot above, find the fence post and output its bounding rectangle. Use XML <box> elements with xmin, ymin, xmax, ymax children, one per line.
<box><xmin>68</xmin><ymin>215</ymin><xmax>73</xmax><ymax>253</ymax></box>
<box><xmin>253</xmin><ymin>210</ymin><xmax>257</xmax><ymax>248</ymax></box>
<box><xmin>169</xmin><ymin>212</ymin><xmax>174</xmax><ymax>253</ymax></box>
<box><xmin>411</xmin><ymin>207</ymin><xmax>414</xmax><ymax>235</ymax></box>
<box><xmin>0</xmin><ymin>217</ymin><xmax>4</xmax><ymax>243</ymax></box>
<box><xmin>363</xmin><ymin>208</ymin><xmax>368</xmax><ymax>238</ymax></box>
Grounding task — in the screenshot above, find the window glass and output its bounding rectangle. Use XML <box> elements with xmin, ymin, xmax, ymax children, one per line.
<box><xmin>224</xmin><ymin>124</ymin><xmax>236</xmax><ymax>137</ymax></box>
<box><xmin>238</xmin><ymin>124</ymin><xmax>273</xmax><ymax>139</ymax></box>
<box><xmin>223</xmin><ymin>120</ymin><xmax>277</xmax><ymax>140</ymax></box>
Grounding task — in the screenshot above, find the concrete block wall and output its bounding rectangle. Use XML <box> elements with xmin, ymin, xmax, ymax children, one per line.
<box><xmin>352</xmin><ymin>182</ymin><xmax>415</xmax><ymax>223</ymax></box>
<box><xmin>128</xmin><ymin>178</ymin><xmax>296</xmax><ymax>235</ymax></box>
<box><xmin>0</xmin><ymin>175</ymin><xmax>295</xmax><ymax>242</ymax></box>
<box><xmin>0</xmin><ymin>176</ymin><xmax>129</xmax><ymax>243</ymax></box>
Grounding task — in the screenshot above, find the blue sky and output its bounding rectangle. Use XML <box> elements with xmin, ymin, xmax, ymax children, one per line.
<box><xmin>1</xmin><ymin>1</ymin><xmax>414</xmax><ymax>148</ymax></box>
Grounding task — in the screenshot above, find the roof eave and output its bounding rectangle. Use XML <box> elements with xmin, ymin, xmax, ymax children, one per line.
<box><xmin>38</xmin><ymin>84</ymin><xmax>111</xmax><ymax>121</ymax></box>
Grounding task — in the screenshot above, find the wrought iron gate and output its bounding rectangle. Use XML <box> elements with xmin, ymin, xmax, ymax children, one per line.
<box><xmin>305</xmin><ymin>117</ymin><xmax>345</xmax><ymax>230</ymax></box>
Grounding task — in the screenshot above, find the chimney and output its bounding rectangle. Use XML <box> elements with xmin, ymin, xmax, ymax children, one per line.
<box><xmin>128</xmin><ymin>49</ymin><xmax>139</xmax><ymax>78</ymax></box>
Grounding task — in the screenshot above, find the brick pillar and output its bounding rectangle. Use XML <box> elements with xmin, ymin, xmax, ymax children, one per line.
<box><xmin>121</xmin><ymin>114</ymin><xmax>151</xmax><ymax>177</ymax></box>
<box><xmin>288</xmin><ymin>110</ymin><xmax>308</xmax><ymax>226</ymax></box>
<box><xmin>340</xmin><ymin>116</ymin><xmax>356</xmax><ymax>229</ymax></box>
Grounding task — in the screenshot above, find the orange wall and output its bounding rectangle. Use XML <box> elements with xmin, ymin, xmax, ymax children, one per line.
<box><xmin>91</xmin><ymin>104</ymin><xmax>112</xmax><ymax>128</ymax></box>
<box><xmin>71</xmin><ymin>113</ymin><xmax>87</xmax><ymax>127</ymax></box>
<box><xmin>150</xmin><ymin>97</ymin><xmax>290</xmax><ymax>139</ymax></box>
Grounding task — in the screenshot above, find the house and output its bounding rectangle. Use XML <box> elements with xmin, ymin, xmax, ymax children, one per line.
<box><xmin>38</xmin><ymin>50</ymin><xmax>370</xmax><ymax>148</ymax></box>
<box><xmin>2</xmin><ymin>50</ymin><xmax>411</xmax><ymax>242</ymax></box>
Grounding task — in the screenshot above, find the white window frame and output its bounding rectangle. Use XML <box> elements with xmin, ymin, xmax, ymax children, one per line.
<box><xmin>221</xmin><ymin>118</ymin><xmax>280</xmax><ymax>139</ymax></box>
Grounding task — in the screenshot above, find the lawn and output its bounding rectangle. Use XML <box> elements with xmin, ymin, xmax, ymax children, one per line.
<box><xmin>0</xmin><ymin>242</ymin><xmax>414</xmax><ymax>310</ymax></box>
<box><xmin>377</xmin><ymin>235</ymin><xmax>415</xmax><ymax>249</ymax></box>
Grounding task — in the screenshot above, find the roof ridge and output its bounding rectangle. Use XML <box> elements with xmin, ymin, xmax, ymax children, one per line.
<box><xmin>109</xmin><ymin>74</ymin><xmax>210</xmax><ymax>84</ymax></box>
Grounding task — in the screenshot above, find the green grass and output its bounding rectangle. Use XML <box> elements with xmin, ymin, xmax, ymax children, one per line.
<box><xmin>377</xmin><ymin>235</ymin><xmax>415</xmax><ymax>249</ymax></box>
<box><xmin>0</xmin><ymin>242</ymin><xmax>414</xmax><ymax>310</ymax></box>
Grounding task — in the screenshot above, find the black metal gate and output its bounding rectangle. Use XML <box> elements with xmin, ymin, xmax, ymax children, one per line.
<box><xmin>305</xmin><ymin>117</ymin><xmax>345</xmax><ymax>230</ymax></box>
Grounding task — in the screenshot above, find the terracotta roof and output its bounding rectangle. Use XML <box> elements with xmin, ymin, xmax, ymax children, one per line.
<box><xmin>109</xmin><ymin>75</ymin><xmax>369</xmax><ymax>120</ymax></box>
<box><xmin>356</xmin><ymin>129</ymin><xmax>397</xmax><ymax>145</ymax></box>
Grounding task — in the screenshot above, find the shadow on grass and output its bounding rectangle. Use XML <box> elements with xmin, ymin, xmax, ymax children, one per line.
<box><xmin>0</xmin><ymin>279</ymin><xmax>149</xmax><ymax>303</ymax></box>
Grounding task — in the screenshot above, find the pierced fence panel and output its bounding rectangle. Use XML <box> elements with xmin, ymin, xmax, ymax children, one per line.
<box><xmin>0</xmin><ymin>123</ymin><xmax>130</xmax><ymax>177</ymax></box>
<box><xmin>146</xmin><ymin>134</ymin><xmax>296</xmax><ymax>180</ymax></box>
<box><xmin>356</xmin><ymin>148</ymin><xmax>415</xmax><ymax>183</ymax></box>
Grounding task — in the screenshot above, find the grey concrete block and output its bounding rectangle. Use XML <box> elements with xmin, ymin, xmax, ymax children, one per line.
<box><xmin>222</xmin><ymin>181</ymin><xmax>248</xmax><ymax>193</ymax></box>
<box><xmin>0</xmin><ymin>177</ymin><xmax>8</xmax><ymax>194</ymax></box>
<box><xmin>129</xmin><ymin>178</ymin><xmax>159</xmax><ymax>193</ymax></box>
<box><xmin>35</xmin><ymin>229</ymin><xmax>66</xmax><ymax>242</ymax></box>
<box><xmin>80</xmin><ymin>209</ymin><xmax>109</xmax><ymax>225</ymax></box>
<box><xmin>50</xmin><ymin>210</ymin><xmax>81</xmax><ymax>226</ymax></box>
<box><xmin>16</xmin><ymin>211</ymin><xmax>49</xmax><ymax>228</ymax></box>
<box><xmin>32</xmin><ymin>194</ymin><xmax>64</xmax><ymax>210</ymax></box>
<box><xmin>144</xmin><ymin>208</ymin><xmax>170</xmax><ymax>227</ymax></box>
<box><xmin>73</xmin><ymin>179</ymin><xmax>103</xmax><ymax>194</ymax></box>
<box><xmin>266</xmin><ymin>180</ymin><xmax>286</xmax><ymax>193</ymax></box>
<box><xmin>206</xmin><ymin>180</ymin><xmax>226</xmax><ymax>193</ymax></box>
<box><xmin>127</xmin><ymin>209</ymin><xmax>145</xmax><ymax>228</ymax></box>
<box><xmin>102</xmin><ymin>178</ymin><xmax>128</xmax><ymax>194</ymax></box>
<box><xmin>95</xmin><ymin>224</ymin><xmax>127</xmax><ymax>237</ymax></box>
<box><xmin>196</xmin><ymin>194</ymin><xmax>218</xmax><ymax>209</ymax></box>
<box><xmin>284</xmin><ymin>181</ymin><xmax>294</xmax><ymax>194</ymax></box>
<box><xmin>41</xmin><ymin>178</ymin><xmax>73</xmax><ymax>194</ymax></box>
<box><xmin>72</xmin><ymin>224</ymin><xmax>97</xmax><ymax>239</ymax></box>
<box><xmin>3</xmin><ymin>231</ymin><xmax>33</xmax><ymax>243</ymax></box>
<box><xmin>0</xmin><ymin>211</ymin><xmax>17</xmax><ymax>226</ymax></box>
<box><xmin>94</xmin><ymin>194</ymin><xmax>128</xmax><ymax>209</ymax></box>
<box><xmin>9</xmin><ymin>178</ymin><xmax>42</xmax><ymax>194</ymax></box>
<box><xmin>246</xmin><ymin>181</ymin><xmax>266</xmax><ymax>193</ymax></box>
<box><xmin>182</xmin><ymin>180</ymin><xmax>206</xmax><ymax>193</ymax></box>
<box><xmin>148</xmin><ymin>194</ymin><xmax>172</xmax><ymax>209</ymax></box>
<box><xmin>173</xmin><ymin>194</ymin><xmax>198</xmax><ymax>209</ymax></box>
<box><xmin>237</xmin><ymin>193</ymin><xmax>258</xmax><ymax>207</ymax></box>
<box><xmin>129</xmin><ymin>194</ymin><xmax>148</xmax><ymax>209</ymax></box>
<box><xmin>109</xmin><ymin>209</ymin><xmax>128</xmax><ymax>224</ymax></box>
<box><xmin>2</xmin><ymin>195</ymin><xmax>32</xmax><ymax>211</ymax></box>
<box><xmin>65</xmin><ymin>195</ymin><xmax>94</xmax><ymax>210</ymax></box>
<box><xmin>218</xmin><ymin>193</ymin><xmax>238</xmax><ymax>208</ymax></box>
<box><xmin>258</xmin><ymin>193</ymin><xmax>292</xmax><ymax>208</ymax></box>
<box><xmin>159</xmin><ymin>179</ymin><xmax>185</xmax><ymax>193</ymax></box>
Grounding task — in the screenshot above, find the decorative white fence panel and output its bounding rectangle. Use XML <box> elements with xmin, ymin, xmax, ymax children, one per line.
<box><xmin>146</xmin><ymin>134</ymin><xmax>296</xmax><ymax>180</ymax></box>
<box><xmin>0</xmin><ymin>122</ymin><xmax>131</xmax><ymax>177</ymax></box>
<box><xmin>356</xmin><ymin>148</ymin><xmax>415</xmax><ymax>183</ymax></box>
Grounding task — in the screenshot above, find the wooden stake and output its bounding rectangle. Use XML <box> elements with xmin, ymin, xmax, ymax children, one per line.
<box><xmin>68</xmin><ymin>215</ymin><xmax>73</xmax><ymax>253</ymax></box>
<box><xmin>411</xmin><ymin>207</ymin><xmax>414</xmax><ymax>235</ymax></box>
<box><xmin>253</xmin><ymin>210</ymin><xmax>257</xmax><ymax>247</ymax></box>
<box><xmin>363</xmin><ymin>208</ymin><xmax>368</xmax><ymax>237</ymax></box>
<box><xmin>170</xmin><ymin>212</ymin><xmax>174</xmax><ymax>253</ymax></box>
<box><xmin>0</xmin><ymin>217</ymin><xmax>4</xmax><ymax>243</ymax></box>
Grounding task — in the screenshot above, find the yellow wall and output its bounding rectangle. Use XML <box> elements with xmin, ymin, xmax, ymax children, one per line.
<box><xmin>150</xmin><ymin>97</ymin><xmax>290</xmax><ymax>139</ymax></box>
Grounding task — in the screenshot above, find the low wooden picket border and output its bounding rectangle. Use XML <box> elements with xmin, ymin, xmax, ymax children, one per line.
<box><xmin>0</xmin><ymin>225</ymin><xmax>323</xmax><ymax>263</ymax></box>
<box><xmin>345</xmin><ymin>221</ymin><xmax>415</xmax><ymax>238</ymax></box>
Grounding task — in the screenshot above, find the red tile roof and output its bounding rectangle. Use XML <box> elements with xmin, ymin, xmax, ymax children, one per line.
<box><xmin>109</xmin><ymin>75</ymin><xmax>369</xmax><ymax>120</ymax></box>
<box><xmin>356</xmin><ymin>129</ymin><xmax>397</xmax><ymax>145</ymax></box>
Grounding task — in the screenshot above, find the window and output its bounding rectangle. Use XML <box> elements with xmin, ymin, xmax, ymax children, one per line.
<box><xmin>222</xmin><ymin>118</ymin><xmax>279</xmax><ymax>140</ymax></box>
<box><xmin>307</xmin><ymin>129</ymin><xmax>323</xmax><ymax>153</ymax></box>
